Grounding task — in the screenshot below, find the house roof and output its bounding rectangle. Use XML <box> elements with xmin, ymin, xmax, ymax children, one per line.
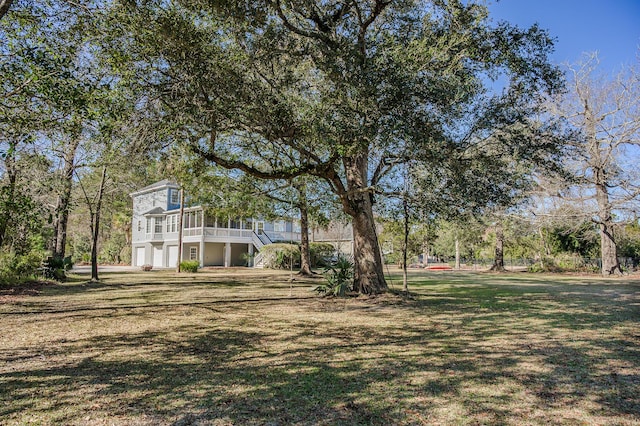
<box><xmin>129</xmin><ymin>179</ymin><xmax>180</xmax><ymax>197</ymax></box>
<box><xmin>142</xmin><ymin>207</ymin><xmax>166</xmax><ymax>216</ymax></box>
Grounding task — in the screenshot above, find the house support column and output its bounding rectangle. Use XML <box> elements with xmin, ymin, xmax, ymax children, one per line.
<box><xmin>248</xmin><ymin>243</ymin><xmax>254</xmax><ymax>267</ymax></box>
<box><xmin>224</xmin><ymin>242</ymin><xmax>231</xmax><ymax>267</ymax></box>
<box><xmin>199</xmin><ymin>239</ymin><xmax>205</xmax><ymax>268</ymax></box>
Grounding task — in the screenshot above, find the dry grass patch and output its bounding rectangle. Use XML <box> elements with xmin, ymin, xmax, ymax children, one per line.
<box><xmin>1</xmin><ymin>269</ymin><xmax>638</xmax><ymax>425</ymax></box>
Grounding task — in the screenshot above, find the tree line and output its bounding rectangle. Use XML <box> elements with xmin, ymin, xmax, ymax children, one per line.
<box><xmin>0</xmin><ymin>1</ymin><xmax>638</xmax><ymax>290</ymax></box>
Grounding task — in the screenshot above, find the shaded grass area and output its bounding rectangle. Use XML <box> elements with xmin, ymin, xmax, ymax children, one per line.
<box><xmin>1</xmin><ymin>269</ymin><xmax>638</xmax><ymax>425</ymax></box>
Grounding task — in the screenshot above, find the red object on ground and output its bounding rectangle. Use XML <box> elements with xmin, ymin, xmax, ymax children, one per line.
<box><xmin>425</xmin><ymin>264</ymin><xmax>453</xmax><ymax>270</ymax></box>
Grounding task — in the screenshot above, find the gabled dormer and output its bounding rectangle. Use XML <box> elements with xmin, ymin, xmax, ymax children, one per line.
<box><xmin>130</xmin><ymin>180</ymin><xmax>181</xmax><ymax>243</ymax></box>
<box><xmin>130</xmin><ymin>179</ymin><xmax>181</xmax><ymax>214</ymax></box>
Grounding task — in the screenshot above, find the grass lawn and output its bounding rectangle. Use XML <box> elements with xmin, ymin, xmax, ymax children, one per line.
<box><xmin>1</xmin><ymin>268</ymin><xmax>639</xmax><ymax>425</ymax></box>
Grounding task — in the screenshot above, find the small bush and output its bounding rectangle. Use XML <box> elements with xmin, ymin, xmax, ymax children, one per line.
<box><xmin>315</xmin><ymin>256</ymin><xmax>354</xmax><ymax>297</ymax></box>
<box><xmin>180</xmin><ymin>260</ymin><xmax>199</xmax><ymax>273</ymax></box>
<box><xmin>309</xmin><ymin>242</ymin><xmax>336</xmax><ymax>268</ymax></box>
<box><xmin>261</xmin><ymin>244</ymin><xmax>300</xmax><ymax>269</ymax></box>
<box><xmin>0</xmin><ymin>249</ymin><xmax>46</xmax><ymax>285</ymax></box>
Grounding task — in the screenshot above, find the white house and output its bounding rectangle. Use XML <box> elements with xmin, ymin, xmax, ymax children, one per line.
<box><xmin>130</xmin><ymin>180</ymin><xmax>306</xmax><ymax>268</ymax></box>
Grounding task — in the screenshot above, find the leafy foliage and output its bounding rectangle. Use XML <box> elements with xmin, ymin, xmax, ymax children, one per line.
<box><xmin>261</xmin><ymin>244</ymin><xmax>300</xmax><ymax>270</ymax></box>
<box><xmin>315</xmin><ymin>256</ymin><xmax>354</xmax><ymax>297</ymax></box>
<box><xmin>308</xmin><ymin>242</ymin><xmax>335</xmax><ymax>268</ymax></box>
<box><xmin>0</xmin><ymin>245</ymin><xmax>46</xmax><ymax>285</ymax></box>
<box><xmin>180</xmin><ymin>260</ymin><xmax>199</xmax><ymax>273</ymax></box>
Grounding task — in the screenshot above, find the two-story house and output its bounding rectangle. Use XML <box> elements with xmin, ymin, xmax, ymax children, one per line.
<box><xmin>130</xmin><ymin>180</ymin><xmax>304</xmax><ymax>268</ymax></box>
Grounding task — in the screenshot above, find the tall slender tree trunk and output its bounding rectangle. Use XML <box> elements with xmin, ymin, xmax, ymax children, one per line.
<box><xmin>342</xmin><ymin>152</ymin><xmax>387</xmax><ymax>294</ymax></box>
<box><xmin>454</xmin><ymin>237</ymin><xmax>461</xmax><ymax>270</ymax></box>
<box><xmin>177</xmin><ymin>188</ymin><xmax>184</xmax><ymax>272</ymax></box>
<box><xmin>53</xmin><ymin>138</ymin><xmax>80</xmax><ymax>259</ymax></box>
<box><xmin>0</xmin><ymin>141</ymin><xmax>17</xmax><ymax>248</ymax></box>
<box><xmin>294</xmin><ymin>183</ymin><xmax>313</xmax><ymax>276</ymax></box>
<box><xmin>402</xmin><ymin>194</ymin><xmax>409</xmax><ymax>293</ymax></box>
<box><xmin>490</xmin><ymin>223</ymin><xmax>505</xmax><ymax>272</ymax></box>
<box><xmin>90</xmin><ymin>166</ymin><xmax>107</xmax><ymax>282</ymax></box>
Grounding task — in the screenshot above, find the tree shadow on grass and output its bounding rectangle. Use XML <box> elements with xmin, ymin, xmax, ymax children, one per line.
<box><xmin>1</xmin><ymin>275</ymin><xmax>638</xmax><ymax>425</ymax></box>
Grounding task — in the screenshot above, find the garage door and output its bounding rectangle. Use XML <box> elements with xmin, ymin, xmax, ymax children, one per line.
<box><xmin>167</xmin><ymin>246</ymin><xmax>178</xmax><ymax>268</ymax></box>
<box><xmin>135</xmin><ymin>247</ymin><xmax>145</xmax><ymax>266</ymax></box>
<box><xmin>152</xmin><ymin>246</ymin><xmax>163</xmax><ymax>267</ymax></box>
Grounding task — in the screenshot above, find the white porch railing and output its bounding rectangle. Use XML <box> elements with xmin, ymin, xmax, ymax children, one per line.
<box><xmin>253</xmin><ymin>252</ymin><xmax>264</xmax><ymax>268</ymax></box>
<box><xmin>268</xmin><ymin>231</ymin><xmax>302</xmax><ymax>242</ymax></box>
<box><xmin>204</xmin><ymin>228</ymin><xmax>253</xmax><ymax>238</ymax></box>
<box><xmin>252</xmin><ymin>233</ymin><xmax>265</xmax><ymax>250</ymax></box>
<box><xmin>183</xmin><ymin>228</ymin><xmax>202</xmax><ymax>237</ymax></box>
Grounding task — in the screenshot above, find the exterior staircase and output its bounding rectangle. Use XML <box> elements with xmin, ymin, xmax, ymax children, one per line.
<box><xmin>251</xmin><ymin>231</ymin><xmax>274</xmax><ymax>268</ymax></box>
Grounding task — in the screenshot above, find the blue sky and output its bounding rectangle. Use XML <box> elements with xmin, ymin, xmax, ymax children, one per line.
<box><xmin>488</xmin><ymin>0</ymin><xmax>640</xmax><ymax>73</ymax></box>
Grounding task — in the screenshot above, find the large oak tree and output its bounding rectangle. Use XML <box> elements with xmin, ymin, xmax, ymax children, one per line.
<box><xmin>105</xmin><ymin>0</ymin><xmax>562</xmax><ymax>293</ymax></box>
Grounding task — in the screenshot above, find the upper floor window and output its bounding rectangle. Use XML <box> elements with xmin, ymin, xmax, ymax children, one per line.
<box><xmin>170</xmin><ymin>189</ymin><xmax>180</xmax><ymax>205</ymax></box>
<box><xmin>166</xmin><ymin>214</ymin><xmax>178</xmax><ymax>233</ymax></box>
<box><xmin>183</xmin><ymin>211</ymin><xmax>202</xmax><ymax>229</ymax></box>
<box><xmin>154</xmin><ymin>218</ymin><xmax>163</xmax><ymax>233</ymax></box>
<box><xmin>274</xmin><ymin>221</ymin><xmax>285</xmax><ymax>233</ymax></box>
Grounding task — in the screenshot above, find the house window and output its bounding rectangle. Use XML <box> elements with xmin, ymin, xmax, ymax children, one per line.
<box><xmin>146</xmin><ymin>218</ymin><xmax>151</xmax><ymax>234</ymax></box>
<box><xmin>154</xmin><ymin>218</ymin><xmax>163</xmax><ymax>233</ymax></box>
<box><xmin>137</xmin><ymin>220</ymin><xmax>142</xmax><ymax>232</ymax></box>
<box><xmin>166</xmin><ymin>214</ymin><xmax>177</xmax><ymax>233</ymax></box>
<box><xmin>244</xmin><ymin>219</ymin><xmax>253</xmax><ymax>230</ymax></box>
<box><xmin>230</xmin><ymin>218</ymin><xmax>241</xmax><ymax>229</ymax></box>
<box><xmin>274</xmin><ymin>221</ymin><xmax>285</xmax><ymax>232</ymax></box>
<box><xmin>183</xmin><ymin>211</ymin><xmax>202</xmax><ymax>229</ymax></box>
<box><xmin>189</xmin><ymin>246</ymin><xmax>197</xmax><ymax>260</ymax></box>
<box><xmin>170</xmin><ymin>189</ymin><xmax>180</xmax><ymax>205</ymax></box>
<box><xmin>293</xmin><ymin>221</ymin><xmax>301</xmax><ymax>233</ymax></box>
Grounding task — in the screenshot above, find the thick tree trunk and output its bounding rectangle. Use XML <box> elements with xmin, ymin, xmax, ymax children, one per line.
<box><xmin>91</xmin><ymin>167</ymin><xmax>107</xmax><ymax>282</ymax></box>
<box><xmin>585</xmin><ymin>102</ymin><xmax>622</xmax><ymax>276</ymax></box>
<box><xmin>596</xmin><ymin>182</ymin><xmax>621</xmax><ymax>275</ymax></box>
<box><xmin>52</xmin><ymin>138</ymin><xmax>80</xmax><ymax>259</ymax></box>
<box><xmin>296</xmin><ymin>185</ymin><xmax>313</xmax><ymax>276</ymax></box>
<box><xmin>490</xmin><ymin>223</ymin><xmax>505</xmax><ymax>272</ymax></box>
<box><xmin>342</xmin><ymin>152</ymin><xmax>387</xmax><ymax>294</ymax></box>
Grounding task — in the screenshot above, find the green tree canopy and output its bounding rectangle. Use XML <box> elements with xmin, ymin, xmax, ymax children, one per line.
<box><xmin>103</xmin><ymin>0</ymin><xmax>564</xmax><ymax>293</ymax></box>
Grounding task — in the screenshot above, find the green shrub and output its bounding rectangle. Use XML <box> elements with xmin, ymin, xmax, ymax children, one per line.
<box><xmin>0</xmin><ymin>249</ymin><xmax>45</xmax><ymax>285</ymax></box>
<box><xmin>261</xmin><ymin>244</ymin><xmax>300</xmax><ymax>269</ymax></box>
<box><xmin>309</xmin><ymin>242</ymin><xmax>336</xmax><ymax>267</ymax></box>
<box><xmin>315</xmin><ymin>256</ymin><xmax>354</xmax><ymax>297</ymax></box>
<box><xmin>180</xmin><ymin>260</ymin><xmax>199</xmax><ymax>273</ymax></box>
<box><xmin>528</xmin><ymin>255</ymin><xmax>600</xmax><ymax>273</ymax></box>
